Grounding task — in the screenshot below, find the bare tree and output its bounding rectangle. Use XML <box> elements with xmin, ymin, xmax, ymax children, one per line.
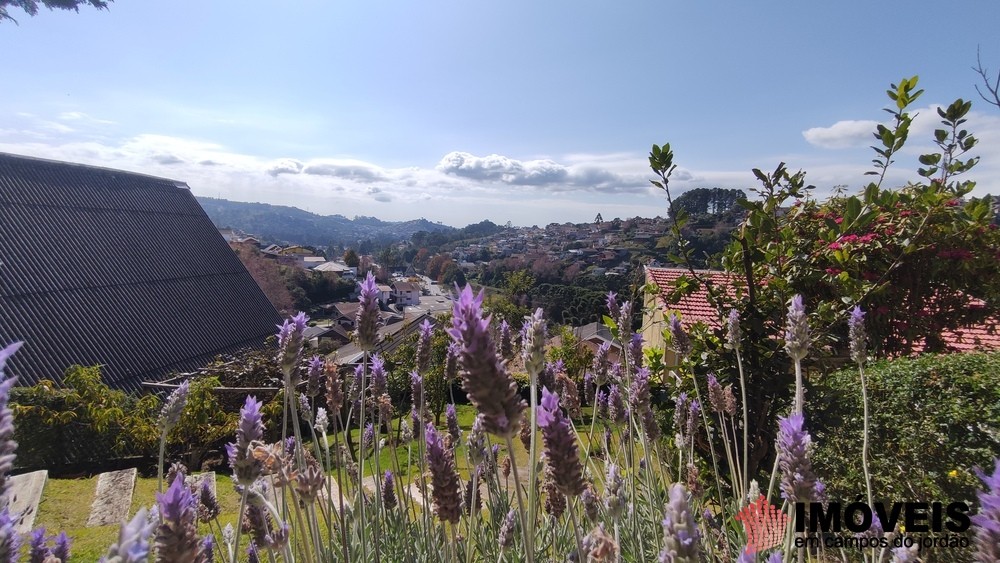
<box><xmin>974</xmin><ymin>46</ymin><xmax>1000</xmax><ymax>109</ymax></box>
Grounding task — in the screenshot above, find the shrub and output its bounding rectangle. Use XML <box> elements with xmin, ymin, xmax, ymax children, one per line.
<box><xmin>812</xmin><ymin>351</ymin><xmax>1000</xmax><ymax>506</ymax></box>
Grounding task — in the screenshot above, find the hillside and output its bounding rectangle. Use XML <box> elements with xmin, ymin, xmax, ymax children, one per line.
<box><xmin>196</xmin><ymin>197</ymin><xmax>454</xmax><ymax>246</ymax></box>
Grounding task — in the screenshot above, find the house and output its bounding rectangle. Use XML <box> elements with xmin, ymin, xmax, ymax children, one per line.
<box><xmin>0</xmin><ymin>153</ymin><xmax>283</xmax><ymax>392</ymax></box>
<box><xmin>376</xmin><ymin>284</ymin><xmax>393</xmax><ymax>306</ymax></box>
<box><xmin>571</xmin><ymin>322</ymin><xmax>623</xmax><ymax>365</ymax></box>
<box><xmin>314</xmin><ymin>261</ymin><xmax>357</xmax><ymax>280</ymax></box>
<box><xmin>331</xmin><ymin>302</ymin><xmax>361</xmax><ymax>329</ymax></box>
<box><xmin>392</xmin><ymin>281</ymin><xmax>421</xmax><ymax>306</ymax></box>
<box><xmin>333</xmin><ymin>312</ymin><xmax>437</xmax><ymax>366</ymax></box>
<box><xmin>642</xmin><ymin>266</ymin><xmax>1000</xmax><ymax>365</ymax></box>
<box><xmin>303</xmin><ymin>325</ymin><xmax>351</xmax><ymax>348</ymax></box>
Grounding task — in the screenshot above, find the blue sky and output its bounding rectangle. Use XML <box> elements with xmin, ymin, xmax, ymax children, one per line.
<box><xmin>3</xmin><ymin>1</ymin><xmax>1000</xmax><ymax>226</ymax></box>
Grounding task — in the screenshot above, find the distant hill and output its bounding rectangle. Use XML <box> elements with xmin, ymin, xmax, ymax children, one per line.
<box><xmin>197</xmin><ymin>197</ymin><xmax>454</xmax><ymax>247</ymax></box>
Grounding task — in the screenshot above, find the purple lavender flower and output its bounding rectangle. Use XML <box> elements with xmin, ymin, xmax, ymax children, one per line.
<box><xmin>537</xmin><ymin>387</ymin><xmax>585</xmax><ymax>497</ymax></box>
<box><xmin>595</xmin><ymin>389</ymin><xmax>609</xmax><ymax>420</ymax></box>
<box><xmin>411</xmin><ymin>408</ymin><xmax>421</xmax><ymax>440</ymax></box>
<box><xmin>892</xmin><ymin>544</ymin><xmax>919</xmax><ymax>562</ymax></box>
<box><xmin>667</xmin><ymin>313</ymin><xmax>692</xmax><ymax>359</ymax></box>
<box><xmin>726</xmin><ymin>309</ymin><xmax>741</xmax><ymax>351</ymax></box>
<box><xmin>0</xmin><ymin>342</ymin><xmax>22</xmax><ymax>505</ymax></box>
<box><xmin>200</xmin><ymin>535</ymin><xmax>214</xmax><ymax>563</ymax></box>
<box><xmin>314</xmin><ymin>407</ymin><xmax>329</xmax><ymax>434</ymax></box>
<box><xmin>444</xmin><ymin>342</ymin><xmax>460</xmax><ymax>383</ymax></box>
<box><xmin>416</xmin><ymin>319</ymin><xmax>434</xmax><ymax>373</ymax></box>
<box><xmin>425</xmin><ymin>424</ymin><xmax>462</xmax><ymax>523</ymax></box>
<box><xmin>446</xmin><ymin>404</ymin><xmax>461</xmax><ymax>447</ymax></box>
<box><xmin>540</xmin><ymin>361</ymin><xmax>558</xmax><ymax>392</ymax></box>
<box><xmin>52</xmin><ymin>532</ymin><xmax>70</xmax><ymax>562</ymax></box>
<box><xmin>641</xmin><ymin>407</ymin><xmax>661</xmax><ymax>442</ymax></box>
<box><xmin>277</xmin><ymin>312</ymin><xmax>309</xmax><ymax>377</ymax></box>
<box><xmin>101</xmin><ymin>507</ymin><xmax>155</xmax><ymax>563</ymax></box>
<box><xmin>849</xmin><ymin>306</ymin><xmax>867</xmax><ymax>365</ymax></box>
<box><xmin>707</xmin><ymin>374</ymin><xmax>725</xmax><ymax>414</ymax></box>
<box><xmin>521</xmin><ymin>308</ymin><xmax>547</xmax><ymax>378</ymax></box>
<box><xmin>776</xmin><ymin>413</ymin><xmax>821</xmax><ymax>503</ymax></box>
<box><xmin>370</xmin><ymin>354</ymin><xmax>388</xmax><ymax>397</ymax></box>
<box><xmin>584</xmin><ymin>371</ymin><xmax>596</xmax><ymax>405</ymax></box>
<box><xmin>617</xmin><ymin>300</ymin><xmax>633</xmax><ymax>336</ymax></box>
<box><xmin>449</xmin><ymin>285</ymin><xmax>526</xmax><ymax>438</ymax></box>
<box><xmin>784</xmin><ymin>295</ymin><xmax>810</xmax><ymax>362</ymax></box>
<box><xmin>498</xmin><ymin>509</ymin><xmax>517</xmax><ymax>551</ymax></box>
<box><xmin>628</xmin><ymin>367</ymin><xmax>652</xmax><ymax>417</ymax></box>
<box><xmin>466</xmin><ymin>416</ymin><xmax>487</xmax><ymax>465</ymax></box>
<box><xmin>155</xmin><ymin>476</ymin><xmax>200</xmax><ymax>562</ymax></box>
<box><xmin>736</xmin><ymin>547</ymin><xmax>754</xmax><ymax>563</ymax></box>
<box><xmin>306</xmin><ymin>355</ymin><xmax>324</xmax><ymax>397</ymax></box>
<box><xmin>628</xmin><ymin>332</ymin><xmax>645</xmax><ymax>370</ymax></box>
<box><xmin>608</xmin><ymin>361</ymin><xmax>622</xmax><ymax>383</ymax></box>
<box><xmin>593</xmin><ymin>342</ymin><xmax>611</xmax><ymax>385</ymax></box>
<box><xmin>298</xmin><ymin>393</ymin><xmax>311</xmax><ymax>421</ymax></box>
<box><xmin>608</xmin><ymin>384</ymin><xmax>626</xmax><ymax>423</ymax></box>
<box><xmin>227</xmin><ymin>396</ymin><xmax>265</xmax><ymax>485</ymax></box>
<box><xmin>686</xmin><ymin>400</ymin><xmax>700</xmax><ymax>446</ymax></box>
<box><xmin>355</xmin><ymin>272</ymin><xmax>381</xmax><ymax>351</ymax></box>
<box><xmin>410</xmin><ymin>371</ymin><xmax>423</xmax><ymax>410</ymax></box>
<box><xmin>158</xmin><ymin>380</ymin><xmax>189</xmax><ymax>433</ymax></box>
<box><xmin>658</xmin><ymin>483</ymin><xmax>700</xmax><ymax>563</ymax></box>
<box><xmin>606</xmin><ymin>292</ymin><xmax>621</xmax><ymax>322</ymax></box>
<box><xmin>382</xmin><ymin>470</ymin><xmax>398</xmax><ymax>510</ymax></box>
<box><xmin>349</xmin><ymin>364</ymin><xmax>363</xmax><ymax>401</ymax></box>
<box><xmin>498</xmin><ymin>319</ymin><xmax>513</xmax><ymax>362</ymax></box>
<box><xmin>198</xmin><ymin>478</ymin><xmax>220</xmax><ymax>523</ymax></box>
<box><xmin>362</xmin><ymin>423</ymin><xmax>374</xmax><ymax>453</ymax></box>
<box><xmin>604</xmin><ymin>464</ymin><xmax>626</xmax><ymax>520</ymax></box>
<box><xmin>972</xmin><ymin>458</ymin><xmax>1000</xmax><ymax>562</ymax></box>
<box><xmin>29</xmin><ymin>527</ymin><xmax>51</xmax><ymax>563</ymax></box>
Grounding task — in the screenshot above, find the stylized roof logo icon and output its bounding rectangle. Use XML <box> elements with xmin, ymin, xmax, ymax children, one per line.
<box><xmin>735</xmin><ymin>494</ymin><xmax>789</xmax><ymax>553</ymax></box>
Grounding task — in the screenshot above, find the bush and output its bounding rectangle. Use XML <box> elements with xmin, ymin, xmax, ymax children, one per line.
<box><xmin>811</xmin><ymin>351</ymin><xmax>1000</xmax><ymax>507</ymax></box>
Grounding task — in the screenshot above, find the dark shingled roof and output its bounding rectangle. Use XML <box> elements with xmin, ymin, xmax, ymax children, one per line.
<box><xmin>0</xmin><ymin>153</ymin><xmax>283</xmax><ymax>392</ymax></box>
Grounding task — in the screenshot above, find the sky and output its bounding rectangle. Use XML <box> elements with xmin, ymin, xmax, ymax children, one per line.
<box><xmin>3</xmin><ymin>1</ymin><xmax>1000</xmax><ymax>227</ymax></box>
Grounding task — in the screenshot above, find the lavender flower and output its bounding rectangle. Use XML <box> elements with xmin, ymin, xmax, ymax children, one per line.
<box><xmin>776</xmin><ymin>413</ymin><xmax>821</xmax><ymax>503</ymax></box>
<box><xmin>892</xmin><ymin>544</ymin><xmax>920</xmax><ymax>563</ymax></box>
<box><xmin>382</xmin><ymin>470</ymin><xmax>398</xmax><ymax>511</ymax></box>
<box><xmin>584</xmin><ymin>371</ymin><xmax>596</xmax><ymax>405</ymax></box>
<box><xmin>197</xmin><ymin>478</ymin><xmax>220</xmax><ymax>523</ymax></box>
<box><xmin>325</xmin><ymin>364</ymin><xmax>343</xmax><ymax>420</ymax></box>
<box><xmin>410</xmin><ymin>371</ymin><xmax>423</xmax><ymax>411</ymax></box>
<box><xmin>608</xmin><ymin>385</ymin><xmax>626</xmax><ymax>423</ymax></box>
<box><xmin>0</xmin><ymin>342</ymin><xmax>21</xmax><ymax>505</ymax></box>
<box><xmin>370</xmin><ymin>354</ymin><xmax>388</xmax><ymax>397</ymax></box>
<box><xmin>725</xmin><ymin>309</ymin><xmax>741</xmax><ymax>351</ymax></box>
<box><xmin>658</xmin><ymin>483</ymin><xmax>700</xmax><ymax>563</ymax></box>
<box><xmin>972</xmin><ymin>458</ymin><xmax>1000</xmax><ymax>562</ymax></box>
<box><xmin>277</xmin><ymin>312</ymin><xmax>309</xmax><ymax>377</ymax></box>
<box><xmin>52</xmin><ymin>532</ymin><xmax>70</xmax><ymax>563</ymax></box>
<box><xmin>306</xmin><ymin>355</ymin><xmax>324</xmax><ymax>397</ymax></box>
<box><xmin>605</xmin><ymin>292</ymin><xmax>621</xmax><ymax>322</ymax></box>
<box><xmin>595</xmin><ymin>390</ymin><xmax>609</xmax><ymax>420</ymax></box>
<box><xmin>498</xmin><ymin>509</ymin><xmax>517</xmax><ymax>551</ymax></box>
<box><xmin>641</xmin><ymin>408</ymin><xmax>661</xmax><ymax>442</ymax></box>
<box><xmin>449</xmin><ymin>285</ymin><xmax>526</xmax><ymax>438</ymax></box>
<box><xmin>604</xmin><ymin>464</ymin><xmax>626</xmax><ymax>520</ymax></box>
<box><xmin>200</xmin><ymin>535</ymin><xmax>214</xmax><ymax>563</ymax></box>
<box><xmin>628</xmin><ymin>367</ymin><xmax>652</xmax><ymax>418</ymax></box>
<box><xmin>498</xmin><ymin>319</ymin><xmax>513</xmax><ymax>361</ymax></box>
<box><xmin>446</xmin><ymin>404</ymin><xmax>461</xmax><ymax>447</ymax></box>
<box><xmin>582</xmin><ymin>487</ymin><xmax>600</xmax><ymax>522</ymax></box>
<box><xmin>227</xmin><ymin>396</ymin><xmax>265</xmax><ymax>485</ymax></box>
<box><xmin>349</xmin><ymin>364</ymin><xmax>363</xmax><ymax>402</ymax></box>
<box><xmin>707</xmin><ymin>374</ymin><xmax>725</xmax><ymax>414</ymax></box>
<box><xmin>0</xmin><ymin>509</ymin><xmax>17</xmax><ymax>563</ymax></box>
<box><xmin>355</xmin><ymin>272</ymin><xmax>380</xmax><ymax>351</ymax></box>
<box><xmin>155</xmin><ymin>476</ymin><xmax>200</xmax><ymax>562</ymax></box>
<box><xmin>425</xmin><ymin>424</ymin><xmax>463</xmax><ymax>523</ymax></box>
<box><xmin>667</xmin><ymin>313</ymin><xmax>692</xmax><ymax>359</ymax></box>
<box><xmin>101</xmin><ymin>507</ymin><xmax>155</xmax><ymax>563</ymax></box>
<box><xmin>466</xmin><ymin>416</ymin><xmax>487</xmax><ymax>465</ymax></box>
<box><xmin>521</xmin><ymin>308</ymin><xmax>547</xmax><ymax>379</ymax></box>
<box><xmin>537</xmin><ymin>387</ymin><xmax>585</xmax><ymax>497</ymax></box>
<box><xmin>400</xmin><ymin>419</ymin><xmax>413</xmax><ymax>443</ymax></box>
<box><xmin>362</xmin><ymin>423</ymin><xmax>374</xmax><ymax>453</ymax></box>
<box><xmin>540</xmin><ymin>361</ymin><xmax>557</xmax><ymax>392</ymax></box>
<box><xmin>415</xmin><ymin>319</ymin><xmax>434</xmax><ymax>374</ymax></box>
<box><xmin>543</xmin><ymin>462</ymin><xmax>566</xmax><ymax>519</ymax></box>
<box><xmin>444</xmin><ymin>342</ymin><xmax>460</xmax><ymax>383</ymax></box>
<box><xmin>158</xmin><ymin>380</ymin><xmax>190</xmax><ymax>433</ymax></box>
<box><xmin>593</xmin><ymin>342</ymin><xmax>611</xmax><ymax>385</ymax></box>
<box><xmin>849</xmin><ymin>305</ymin><xmax>867</xmax><ymax>365</ymax></box>
<box><xmin>617</xmin><ymin>300</ymin><xmax>633</xmax><ymax>337</ymax></box>
<box><xmin>29</xmin><ymin>527</ymin><xmax>51</xmax><ymax>563</ymax></box>
<box><xmin>314</xmin><ymin>407</ymin><xmax>329</xmax><ymax>434</ymax></box>
<box><xmin>628</xmin><ymin>332</ymin><xmax>645</xmax><ymax>370</ymax></box>
<box><xmin>784</xmin><ymin>295</ymin><xmax>810</xmax><ymax>362</ymax></box>
<box><xmin>608</xmin><ymin>361</ymin><xmax>622</xmax><ymax>383</ymax></box>
<box><xmin>297</xmin><ymin>393</ymin><xmax>311</xmax><ymax>422</ymax></box>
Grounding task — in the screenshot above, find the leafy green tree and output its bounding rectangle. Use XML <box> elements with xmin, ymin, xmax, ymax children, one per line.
<box><xmin>343</xmin><ymin>248</ymin><xmax>360</xmax><ymax>268</ymax></box>
<box><xmin>1</xmin><ymin>0</ymin><xmax>109</xmax><ymax>22</ymax></box>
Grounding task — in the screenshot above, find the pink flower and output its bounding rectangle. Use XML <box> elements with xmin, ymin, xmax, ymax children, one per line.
<box><xmin>827</xmin><ymin>242</ymin><xmax>842</xmax><ymax>250</ymax></box>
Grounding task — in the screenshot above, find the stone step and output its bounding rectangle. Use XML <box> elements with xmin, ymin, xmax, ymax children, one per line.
<box><xmin>86</xmin><ymin>468</ymin><xmax>136</xmax><ymax>527</ymax></box>
<box><xmin>9</xmin><ymin>470</ymin><xmax>47</xmax><ymax>534</ymax></box>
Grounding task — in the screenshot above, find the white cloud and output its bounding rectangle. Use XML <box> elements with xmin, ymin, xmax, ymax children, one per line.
<box><xmin>303</xmin><ymin>160</ymin><xmax>386</xmax><ymax>182</ymax></box>
<box><xmin>265</xmin><ymin>158</ymin><xmax>304</xmax><ymax>176</ymax></box>
<box><xmin>435</xmin><ymin>150</ymin><xmax>649</xmax><ymax>192</ymax></box>
<box><xmin>803</xmin><ymin>120</ymin><xmax>879</xmax><ymax>149</ymax></box>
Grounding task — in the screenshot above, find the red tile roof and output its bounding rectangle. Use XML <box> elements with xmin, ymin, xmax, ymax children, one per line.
<box><xmin>645</xmin><ymin>267</ymin><xmax>1000</xmax><ymax>354</ymax></box>
<box><xmin>645</xmin><ymin>267</ymin><xmax>735</xmax><ymax>328</ymax></box>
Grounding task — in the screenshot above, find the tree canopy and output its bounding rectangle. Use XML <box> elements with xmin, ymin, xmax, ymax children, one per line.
<box><xmin>1</xmin><ymin>0</ymin><xmax>110</xmax><ymax>22</ymax></box>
